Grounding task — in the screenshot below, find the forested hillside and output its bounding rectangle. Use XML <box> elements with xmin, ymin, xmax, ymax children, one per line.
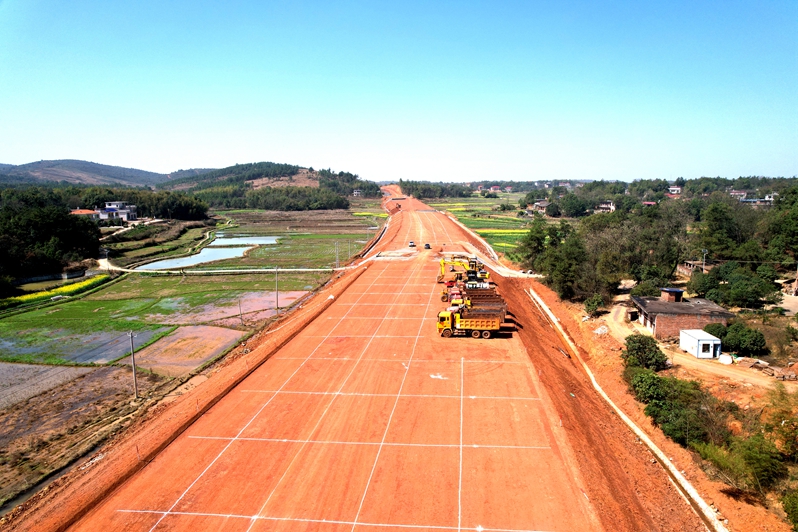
<box><xmin>159</xmin><ymin>162</ymin><xmax>380</xmax><ymax>209</ymax></box>
<box><xmin>0</xmin><ymin>188</ymin><xmax>101</xmax><ymax>291</ymax></box>
<box><xmin>0</xmin><ymin>184</ymin><xmax>208</xmax><ymax>290</ymax></box>
<box><xmin>517</xmin><ymin>182</ymin><xmax>798</xmax><ymax>308</ymax></box>
<box><xmin>0</xmin><ymin>160</ymin><xmax>169</xmax><ymax>186</ymax></box>
<box><xmin>398</xmin><ymin>179</ymin><xmax>472</xmax><ymax>198</ymax></box>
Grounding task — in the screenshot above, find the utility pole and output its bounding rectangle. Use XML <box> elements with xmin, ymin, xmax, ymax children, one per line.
<box><xmin>238</xmin><ymin>298</ymin><xmax>244</xmax><ymax>326</ymax></box>
<box><xmin>335</xmin><ymin>241</ymin><xmax>339</xmax><ymax>269</ymax></box>
<box><xmin>701</xmin><ymin>249</ymin><xmax>708</xmax><ymax>274</ymax></box>
<box><xmin>275</xmin><ymin>267</ymin><xmax>279</xmax><ymax>315</ymax></box>
<box><xmin>128</xmin><ymin>331</ymin><xmax>138</xmax><ymax>399</ymax></box>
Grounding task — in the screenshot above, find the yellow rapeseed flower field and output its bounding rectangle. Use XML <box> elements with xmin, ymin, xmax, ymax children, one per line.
<box><xmin>475</xmin><ymin>229</ymin><xmax>529</xmax><ymax>234</ymax></box>
<box><xmin>7</xmin><ymin>275</ymin><xmax>110</xmax><ymax>304</ymax></box>
<box><xmin>352</xmin><ymin>212</ymin><xmax>388</xmax><ymax>218</ymax></box>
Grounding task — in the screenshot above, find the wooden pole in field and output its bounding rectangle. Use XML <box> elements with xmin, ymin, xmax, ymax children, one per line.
<box><xmin>128</xmin><ymin>331</ymin><xmax>138</xmax><ymax>399</ymax></box>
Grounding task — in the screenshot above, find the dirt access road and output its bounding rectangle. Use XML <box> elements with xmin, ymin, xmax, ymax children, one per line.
<box><xmin>56</xmin><ymin>194</ymin><xmax>702</xmax><ymax>532</ymax></box>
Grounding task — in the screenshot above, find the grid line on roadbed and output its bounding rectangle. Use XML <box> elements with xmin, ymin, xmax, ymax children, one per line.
<box><xmin>238</xmin><ymin>390</ymin><xmax>541</xmax><ymax>400</ymax></box>
<box><xmin>244</xmin><ymin>256</ymin><xmax>431</xmax><ymax>532</ymax></box>
<box><xmin>267</xmin><ymin>358</ymin><xmax>533</xmax><ymax>365</ymax></box>
<box><xmin>117</xmin><ymin>509</ymin><xmax>554</xmax><ymax>532</ymax></box>
<box><xmin>348</xmin><ymin>258</ymin><xmax>438</xmax><ymax>531</ymax></box>
<box><xmin>142</xmin><ymin>259</ymin><xmax>393</xmax><ymax>532</ymax></box>
<box><xmin>185</xmin><ymin>436</ymin><xmax>551</xmax><ymax>450</ymax></box>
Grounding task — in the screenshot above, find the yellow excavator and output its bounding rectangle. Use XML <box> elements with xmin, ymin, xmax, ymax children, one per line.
<box><xmin>436</xmin><ymin>255</ymin><xmax>489</xmax><ymax>283</ymax></box>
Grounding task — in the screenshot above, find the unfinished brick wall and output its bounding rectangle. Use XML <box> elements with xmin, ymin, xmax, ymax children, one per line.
<box><xmin>653</xmin><ymin>314</ymin><xmax>730</xmax><ymax>340</ymax></box>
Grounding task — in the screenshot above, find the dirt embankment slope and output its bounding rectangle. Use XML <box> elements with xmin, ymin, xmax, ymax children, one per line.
<box><xmin>496</xmin><ymin>275</ymin><xmax>706</xmax><ymax>532</ymax></box>
<box><xmin>502</xmin><ymin>277</ymin><xmax>792</xmax><ymax>532</ymax></box>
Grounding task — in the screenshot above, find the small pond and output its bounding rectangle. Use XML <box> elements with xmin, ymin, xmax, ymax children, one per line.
<box><xmin>208</xmin><ymin>236</ymin><xmax>278</xmax><ymax>247</ymax></box>
<box><xmin>136</xmin><ymin>235</ymin><xmax>278</xmax><ymax>270</ymax></box>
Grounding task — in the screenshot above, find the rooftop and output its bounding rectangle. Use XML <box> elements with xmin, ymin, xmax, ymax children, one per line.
<box><xmin>631</xmin><ymin>296</ymin><xmax>734</xmax><ymax>318</ymax></box>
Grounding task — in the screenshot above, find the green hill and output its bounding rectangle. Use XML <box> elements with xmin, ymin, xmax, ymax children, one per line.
<box><xmin>0</xmin><ymin>160</ymin><xmax>215</xmax><ymax>187</ymax></box>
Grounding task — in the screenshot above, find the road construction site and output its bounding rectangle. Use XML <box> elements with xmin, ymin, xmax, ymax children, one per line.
<box><xmin>5</xmin><ymin>192</ymin><xmax>708</xmax><ymax>532</ymax></box>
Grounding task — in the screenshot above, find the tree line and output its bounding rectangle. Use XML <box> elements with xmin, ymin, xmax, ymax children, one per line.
<box><xmin>516</xmin><ymin>185</ymin><xmax>798</xmax><ymax>307</ymax></box>
<box><xmin>0</xmin><ymin>185</ymin><xmax>209</xmax><ymax>290</ymax></box>
<box><xmin>0</xmin><ymin>188</ymin><xmax>101</xmax><ymax>291</ymax></box>
<box><xmin>398</xmin><ymin>180</ymin><xmax>472</xmax><ymax>198</ymax></box>
<box><xmin>160</xmin><ymin>162</ymin><xmax>379</xmax><ymax>209</ymax></box>
<box><xmin>622</xmin><ymin>334</ymin><xmax>796</xmax><ymax>519</ymax></box>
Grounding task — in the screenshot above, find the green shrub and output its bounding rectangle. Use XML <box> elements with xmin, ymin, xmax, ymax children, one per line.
<box><xmin>584</xmin><ymin>293</ymin><xmax>604</xmax><ymax>317</ymax></box>
<box><xmin>622</xmin><ymin>334</ymin><xmax>668</xmax><ymax>370</ymax></box>
<box><xmin>762</xmin><ymin>384</ymin><xmax>798</xmax><ymax>460</ymax></box>
<box><xmin>630</xmin><ymin>280</ymin><xmax>662</xmax><ymax>297</ymax></box>
<box><xmin>692</xmin><ymin>441</ymin><xmax>753</xmax><ymax>491</ymax></box>
<box><xmin>732</xmin><ymin>434</ymin><xmax>786</xmax><ymax>490</ymax></box>
<box><xmin>630</xmin><ymin>369</ymin><xmax>665</xmax><ymax>403</ymax></box>
<box><xmin>783</xmin><ymin>490</ymin><xmax>798</xmax><ymax>531</ymax></box>
<box><xmin>703</xmin><ymin>322</ymin><xmax>727</xmax><ymax>340</ymax></box>
<box><xmin>724</xmin><ymin>323</ymin><xmax>767</xmax><ymax>357</ymax></box>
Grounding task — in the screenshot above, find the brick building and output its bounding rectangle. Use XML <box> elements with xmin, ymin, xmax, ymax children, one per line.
<box><xmin>631</xmin><ymin>288</ymin><xmax>733</xmax><ymax>340</ymax></box>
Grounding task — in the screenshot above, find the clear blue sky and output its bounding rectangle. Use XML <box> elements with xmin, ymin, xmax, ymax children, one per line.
<box><xmin>0</xmin><ymin>0</ymin><xmax>795</xmax><ymax>182</ymax></box>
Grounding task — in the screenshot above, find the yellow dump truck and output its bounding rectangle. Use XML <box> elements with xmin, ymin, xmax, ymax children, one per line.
<box><xmin>437</xmin><ymin>308</ymin><xmax>503</xmax><ymax>338</ymax></box>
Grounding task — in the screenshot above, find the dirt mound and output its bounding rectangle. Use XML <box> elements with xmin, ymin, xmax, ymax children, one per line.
<box><xmin>496</xmin><ymin>276</ymin><xmax>705</xmax><ymax>532</ymax></box>
<box><xmin>249</xmin><ymin>168</ymin><xmax>320</xmax><ymax>189</ymax></box>
<box><xmin>513</xmin><ymin>279</ymin><xmax>792</xmax><ymax>532</ymax></box>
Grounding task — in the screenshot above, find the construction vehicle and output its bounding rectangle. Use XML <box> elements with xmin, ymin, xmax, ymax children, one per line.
<box><xmin>450</xmin><ymin>299</ymin><xmax>507</xmax><ymax>322</ymax></box>
<box><xmin>441</xmin><ymin>281</ymin><xmax>498</xmax><ymax>302</ymax></box>
<box><xmin>437</xmin><ymin>307</ymin><xmax>503</xmax><ymax>338</ymax></box>
<box><xmin>436</xmin><ymin>255</ymin><xmax>490</xmax><ymax>283</ymax></box>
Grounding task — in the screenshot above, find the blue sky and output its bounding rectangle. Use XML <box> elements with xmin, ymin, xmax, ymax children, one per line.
<box><xmin>0</xmin><ymin>0</ymin><xmax>795</xmax><ymax>182</ymax></box>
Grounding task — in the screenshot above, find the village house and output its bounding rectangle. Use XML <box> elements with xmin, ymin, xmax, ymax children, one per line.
<box><xmin>100</xmin><ymin>201</ymin><xmax>137</xmax><ymax>221</ymax></box>
<box><xmin>352</xmin><ymin>189</ymin><xmax>361</xmax><ymax>197</ymax></box>
<box><xmin>69</xmin><ymin>209</ymin><xmax>100</xmax><ymax>221</ymax></box>
<box><xmin>594</xmin><ymin>201</ymin><xmax>615</xmax><ymax>213</ymax></box>
<box><xmin>668</xmin><ymin>186</ymin><xmax>682</xmax><ymax>195</ymax></box>
<box><xmin>631</xmin><ymin>288</ymin><xmax>733</xmax><ymax>340</ymax></box>
<box><xmin>526</xmin><ymin>200</ymin><xmax>551</xmax><ymax>215</ymax></box>
<box><xmin>729</xmin><ymin>190</ymin><xmax>747</xmax><ymax>200</ymax></box>
<box><xmin>676</xmin><ymin>260</ymin><xmax>716</xmax><ymax>276</ymax></box>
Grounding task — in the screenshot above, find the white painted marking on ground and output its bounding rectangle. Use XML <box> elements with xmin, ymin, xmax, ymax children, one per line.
<box><xmin>349</xmin><ymin>256</ymin><xmax>437</xmax><ymax>532</ymax></box>
<box><xmin>430</xmin><ymin>373</ymin><xmax>448</xmax><ymax>380</ymax></box>
<box><xmin>459</xmin><ymin>356</ymin><xmax>464</xmax><ymax>532</ymax></box>
<box><xmin>120</xmin><ymin>508</ymin><xmax>556</xmax><ymax>531</ymax></box>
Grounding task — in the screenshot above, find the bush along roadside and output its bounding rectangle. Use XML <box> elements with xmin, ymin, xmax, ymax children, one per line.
<box><xmin>621</xmin><ymin>333</ymin><xmax>798</xmax><ymax>522</ymax></box>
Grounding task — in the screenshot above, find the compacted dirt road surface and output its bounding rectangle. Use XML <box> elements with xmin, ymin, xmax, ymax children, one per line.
<box><xmin>63</xmin><ymin>195</ymin><xmax>704</xmax><ymax>532</ymax></box>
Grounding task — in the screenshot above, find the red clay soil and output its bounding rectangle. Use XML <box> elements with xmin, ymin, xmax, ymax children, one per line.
<box><xmin>1</xmin><ymin>263</ymin><xmax>371</xmax><ymax>531</ymax></box>
<box><xmin>497</xmin><ymin>277</ymin><xmax>705</xmax><ymax>532</ymax></box>
<box><xmin>521</xmin><ymin>281</ymin><xmax>792</xmax><ymax>532</ymax></box>
<box><xmin>4</xmin><ymin>194</ymin><xmax>721</xmax><ymax>532</ymax></box>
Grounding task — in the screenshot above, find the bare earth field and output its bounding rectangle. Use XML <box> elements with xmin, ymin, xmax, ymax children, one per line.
<box><xmin>4</xmin><ymin>193</ymin><xmax>720</xmax><ymax>532</ymax></box>
<box><xmin>145</xmin><ymin>291</ymin><xmax>308</xmax><ymax>325</ymax></box>
<box><xmin>117</xmin><ymin>326</ymin><xmax>245</xmax><ymax>377</ymax></box>
<box><xmin>0</xmin><ymin>363</ymin><xmax>93</xmax><ymax>410</ymax></box>
<box><xmin>0</xmin><ymin>367</ymin><xmax>166</xmax><ymax>508</ymax></box>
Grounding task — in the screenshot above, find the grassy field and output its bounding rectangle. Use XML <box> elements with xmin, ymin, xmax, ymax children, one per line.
<box><xmin>429</xmin><ymin>194</ymin><xmax>531</xmax><ymax>255</ymax></box>
<box><xmin>109</xmin><ymin>226</ymin><xmax>210</xmax><ymax>267</ymax></box>
<box><xmin>0</xmin><ymin>208</ymin><xmax>386</xmax><ymax>366</ymax></box>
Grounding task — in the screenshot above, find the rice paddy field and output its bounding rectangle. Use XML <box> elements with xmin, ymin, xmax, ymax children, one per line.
<box><xmin>0</xmin><ymin>208</ymin><xmax>387</xmax><ymax>368</ymax></box>
<box><xmin>428</xmin><ymin>194</ymin><xmax>532</xmax><ymax>256</ymax></box>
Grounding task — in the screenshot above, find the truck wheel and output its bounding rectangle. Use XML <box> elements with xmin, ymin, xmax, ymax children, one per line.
<box><xmin>441</xmin><ymin>329</ymin><xmax>453</xmax><ymax>338</ymax></box>
<box><xmin>441</xmin><ymin>295</ymin><xmax>448</xmax><ymax>302</ymax></box>
<box><xmin>481</xmin><ymin>330</ymin><xmax>492</xmax><ymax>339</ymax></box>
<box><xmin>471</xmin><ymin>330</ymin><xmax>481</xmax><ymax>338</ymax></box>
